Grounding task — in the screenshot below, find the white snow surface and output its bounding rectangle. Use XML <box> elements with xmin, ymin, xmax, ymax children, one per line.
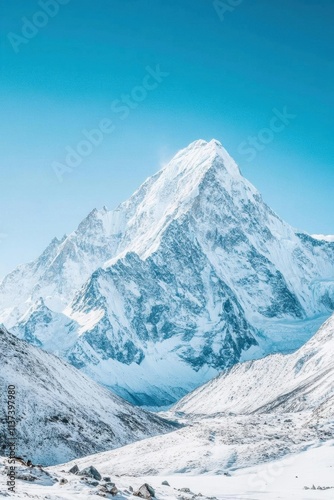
<box><xmin>0</xmin><ymin>436</ymin><xmax>333</xmax><ymax>499</ymax></box>
<box><xmin>312</xmin><ymin>234</ymin><xmax>334</xmax><ymax>243</ymax></box>
<box><xmin>55</xmin><ymin>410</ymin><xmax>333</xmax><ymax>476</ymax></box>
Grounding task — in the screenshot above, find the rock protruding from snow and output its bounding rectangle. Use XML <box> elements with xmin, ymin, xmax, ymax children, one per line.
<box><xmin>68</xmin><ymin>464</ymin><xmax>79</xmax><ymax>474</ymax></box>
<box><xmin>78</xmin><ymin>466</ymin><xmax>102</xmax><ymax>481</ymax></box>
<box><xmin>134</xmin><ymin>483</ymin><xmax>156</xmax><ymax>498</ymax></box>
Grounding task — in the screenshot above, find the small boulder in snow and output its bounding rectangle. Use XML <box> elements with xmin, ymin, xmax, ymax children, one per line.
<box><xmin>78</xmin><ymin>465</ymin><xmax>102</xmax><ymax>481</ymax></box>
<box><xmin>134</xmin><ymin>483</ymin><xmax>156</xmax><ymax>498</ymax></box>
<box><xmin>101</xmin><ymin>483</ymin><xmax>118</xmax><ymax>496</ymax></box>
<box><xmin>68</xmin><ymin>464</ymin><xmax>79</xmax><ymax>474</ymax></box>
<box><xmin>110</xmin><ymin>486</ymin><xmax>119</xmax><ymax>496</ymax></box>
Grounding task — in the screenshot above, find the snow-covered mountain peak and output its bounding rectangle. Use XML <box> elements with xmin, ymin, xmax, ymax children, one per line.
<box><xmin>166</xmin><ymin>138</ymin><xmax>241</xmax><ymax>179</ymax></box>
<box><xmin>101</xmin><ymin>138</ymin><xmax>245</xmax><ymax>263</ymax></box>
<box><xmin>1</xmin><ymin>139</ymin><xmax>334</xmax><ymax>406</ymax></box>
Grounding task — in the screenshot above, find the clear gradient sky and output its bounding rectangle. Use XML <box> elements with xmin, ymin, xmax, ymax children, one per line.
<box><xmin>0</xmin><ymin>0</ymin><xmax>333</xmax><ymax>277</ymax></box>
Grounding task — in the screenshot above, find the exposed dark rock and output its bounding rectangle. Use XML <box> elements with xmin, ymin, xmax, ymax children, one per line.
<box><xmin>110</xmin><ymin>486</ymin><xmax>119</xmax><ymax>496</ymax></box>
<box><xmin>134</xmin><ymin>483</ymin><xmax>156</xmax><ymax>498</ymax></box>
<box><xmin>68</xmin><ymin>464</ymin><xmax>79</xmax><ymax>474</ymax></box>
<box><xmin>78</xmin><ymin>465</ymin><xmax>102</xmax><ymax>481</ymax></box>
<box><xmin>104</xmin><ymin>482</ymin><xmax>117</xmax><ymax>493</ymax></box>
<box><xmin>16</xmin><ymin>473</ymin><xmax>37</xmax><ymax>482</ymax></box>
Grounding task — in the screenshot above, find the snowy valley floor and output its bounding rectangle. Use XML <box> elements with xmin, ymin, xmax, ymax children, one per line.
<box><xmin>0</xmin><ymin>441</ymin><xmax>333</xmax><ymax>499</ymax></box>
<box><xmin>1</xmin><ymin>413</ymin><xmax>333</xmax><ymax>500</ymax></box>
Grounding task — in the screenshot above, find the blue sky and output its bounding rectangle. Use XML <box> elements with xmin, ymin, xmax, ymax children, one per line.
<box><xmin>0</xmin><ymin>0</ymin><xmax>333</xmax><ymax>277</ymax></box>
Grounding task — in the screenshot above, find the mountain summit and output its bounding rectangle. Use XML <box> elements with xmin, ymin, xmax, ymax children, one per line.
<box><xmin>1</xmin><ymin>140</ymin><xmax>334</xmax><ymax>405</ymax></box>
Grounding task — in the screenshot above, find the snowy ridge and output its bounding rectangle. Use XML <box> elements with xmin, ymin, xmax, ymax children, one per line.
<box><xmin>312</xmin><ymin>234</ymin><xmax>334</xmax><ymax>243</ymax></box>
<box><xmin>172</xmin><ymin>313</ymin><xmax>334</xmax><ymax>417</ymax></box>
<box><xmin>0</xmin><ymin>139</ymin><xmax>334</xmax><ymax>405</ymax></box>
<box><xmin>103</xmin><ymin>139</ymin><xmax>242</xmax><ymax>262</ymax></box>
<box><xmin>0</xmin><ymin>326</ymin><xmax>175</xmax><ymax>465</ymax></box>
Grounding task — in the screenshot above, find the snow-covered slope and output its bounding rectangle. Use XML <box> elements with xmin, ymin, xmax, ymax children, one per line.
<box><xmin>172</xmin><ymin>313</ymin><xmax>334</xmax><ymax>417</ymax></box>
<box><xmin>0</xmin><ymin>327</ymin><xmax>175</xmax><ymax>465</ymax></box>
<box><xmin>57</xmin><ymin>411</ymin><xmax>332</xmax><ymax>477</ymax></box>
<box><xmin>1</xmin><ymin>139</ymin><xmax>334</xmax><ymax>405</ymax></box>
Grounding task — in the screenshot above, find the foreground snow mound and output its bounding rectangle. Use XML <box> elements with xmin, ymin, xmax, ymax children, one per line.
<box><xmin>1</xmin><ymin>139</ymin><xmax>334</xmax><ymax>405</ymax></box>
<box><xmin>172</xmin><ymin>313</ymin><xmax>334</xmax><ymax>417</ymax></box>
<box><xmin>1</xmin><ymin>441</ymin><xmax>333</xmax><ymax>499</ymax></box>
<box><xmin>0</xmin><ymin>327</ymin><xmax>175</xmax><ymax>465</ymax></box>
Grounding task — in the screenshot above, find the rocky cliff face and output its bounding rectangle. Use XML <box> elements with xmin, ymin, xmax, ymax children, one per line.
<box><xmin>1</xmin><ymin>139</ymin><xmax>334</xmax><ymax>405</ymax></box>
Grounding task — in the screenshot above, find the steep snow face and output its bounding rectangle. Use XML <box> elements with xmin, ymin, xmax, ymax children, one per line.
<box><xmin>0</xmin><ymin>327</ymin><xmax>175</xmax><ymax>465</ymax></box>
<box><xmin>102</xmin><ymin>139</ymin><xmax>242</xmax><ymax>261</ymax></box>
<box><xmin>172</xmin><ymin>313</ymin><xmax>334</xmax><ymax>417</ymax></box>
<box><xmin>0</xmin><ymin>139</ymin><xmax>334</xmax><ymax>405</ymax></box>
<box><xmin>11</xmin><ymin>298</ymin><xmax>79</xmax><ymax>356</ymax></box>
<box><xmin>0</xmin><ymin>209</ymin><xmax>121</xmax><ymax>328</ymax></box>
<box><xmin>65</xmin><ymin>245</ymin><xmax>257</xmax><ymax>406</ymax></box>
